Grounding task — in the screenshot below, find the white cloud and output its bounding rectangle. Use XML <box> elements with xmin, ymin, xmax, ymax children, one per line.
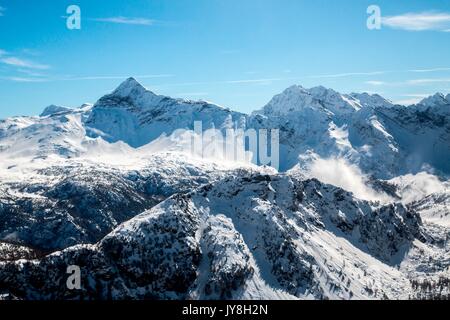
<box><xmin>0</xmin><ymin>49</ymin><xmax>6</xmax><ymax>56</ymax></box>
<box><xmin>0</xmin><ymin>6</ymin><xmax>5</xmax><ymax>17</ymax></box>
<box><xmin>403</xmin><ymin>93</ymin><xmax>432</xmax><ymax>98</ymax></box>
<box><xmin>224</xmin><ymin>78</ymin><xmax>283</xmax><ymax>84</ymax></box>
<box><xmin>0</xmin><ymin>74</ymin><xmax>174</xmax><ymax>83</ymax></box>
<box><xmin>1</xmin><ymin>57</ymin><xmax>50</xmax><ymax>70</ymax></box>
<box><xmin>310</xmin><ymin>67</ymin><xmax>450</xmax><ymax>82</ymax></box>
<box><xmin>310</xmin><ymin>71</ymin><xmax>388</xmax><ymax>79</ymax></box>
<box><xmin>0</xmin><ymin>76</ymin><xmax>47</xmax><ymax>83</ymax></box>
<box><xmin>58</xmin><ymin>74</ymin><xmax>173</xmax><ymax>81</ymax></box>
<box><xmin>393</xmin><ymin>94</ymin><xmax>432</xmax><ymax>106</ymax></box>
<box><xmin>365</xmin><ymin>80</ymin><xmax>386</xmax><ymax>86</ymax></box>
<box><xmin>394</xmin><ymin>98</ymin><xmax>423</xmax><ymax>106</ymax></box>
<box><xmin>407</xmin><ymin>78</ymin><xmax>450</xmax><ymax>85</ymax></box>
<box><xmin>389</xmin><ymin>172</ymin><xmax>448</xmax><ymax>204</ymax></box>
<box><xmin>16</xmin><ymin>69</ymin><xmax>45</xmax><ymax>77</ymax></box>
<box><xmin>306</xmin><ymin>157</ymin><xmax>391</xmax><ymax>202</ymax></box>
<box><xmin>92</xmin><ymin>16</ymin><xmax>155</xmax><ymax>26</ymax></box>
<box><xmin>408</xmin><ymin>67</ymin><xmax>450</xmax><ymax>73</ymax></box>
<box><xmin>382</xmin><ymin>11</ymin><xmax>450</xmax><ymax>31</ymax></box>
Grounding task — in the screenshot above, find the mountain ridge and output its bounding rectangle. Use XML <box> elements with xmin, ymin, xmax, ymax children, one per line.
<box><xmin>2</xmin><ymin>77</ymin><xmax>449</xmax><ymax>179</ymax></box>
<box><xmin>0</xmin><ymin>77</ymin><xmax>449</xmax><ymax>300</ymax></box>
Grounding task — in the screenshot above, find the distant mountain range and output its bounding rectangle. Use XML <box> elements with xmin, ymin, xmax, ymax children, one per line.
<box><xmin>0</xmin><ymin>78</ymin><xmax>449</xmax><ymax>300</ymax></box>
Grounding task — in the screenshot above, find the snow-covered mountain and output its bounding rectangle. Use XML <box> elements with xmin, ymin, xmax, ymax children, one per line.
<box><xmin>8</xmin><ymin>77</ymin><xmax>445</xmax><ymax>179</ymax></box>
<box><xmin>250</xmin><ymin>84</ymin><xmax>450</xmax><ymax>178</ymax></box>
<box><xmin>0</xmin><ymin>153</ymin><xmax>240</xmax><ymax>251</ymax></box>
<box><xmin>1</xmin><ymin>169</ymin><xmax>448</xmax><ymax>300</ymax></box>
<box><xmin>85</xmin><ymin>77</ymin><xmax>246</xmax><ymax>147</ymax></box>
<box><xmin>0</xmin><ymin>78</ymin><xmax>449</xmax><ymax>300</ymax></box>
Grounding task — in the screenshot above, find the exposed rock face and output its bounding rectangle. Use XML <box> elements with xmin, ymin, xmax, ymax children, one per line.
<box><xmin>1</xmin><ymin>170</ymin><xmax>446</xmax><ymax>300</ymax></box>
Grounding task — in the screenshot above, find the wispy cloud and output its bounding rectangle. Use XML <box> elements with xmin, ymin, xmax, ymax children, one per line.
<box><xmin>156</xmin><ymin>78</ymin><xmax>289</xmax><ymax>88</ymax></box>
<box><xmin>0</xmin><ymin>50</ymin><xmax>51</xmax><ymax>79</ymax></box>
<box><xmin>310</xmin><ymin>71</ymin><xmax>388</xmax><ymax>79</ymax></box>
<box><xmin>92</xmin><ymin>16</ymin><xmax>156</xmax><ymax>26</ymax></box>
<box><xmin>0</xmin><ymin>74</ymin><xmax>173</xmax><ymax>83</ymax></box>
<box><xmin>403</xmin><ymin>93</ymin><xmax>432</xmax><ymax>98</ymax></box>
<box><xmin>1</xmin><ymin>57</ymin><xmax>50</xmax><ymax>70</ymax></box>
<box><xmin>394</xmin><ymin>98</ymin><xmax>423</xmax><ymax>106</ymax></box>
<box><xmin>394</xmin><ymin>94</ymin><xmax>436</xmax><ymax>106</ymax></box>
<box><xmin>382</xmin><ymin>11</ymin><xmax>450</xmax><ymax>32</ymax></box>
<box><xmin>408</xmin><ymin>67</ymin><xmax>450</xmax><ymax>73</ymax></box>
<box><xmin>0</xmin><ymin>76</ymin><xmax>47</xmax><ymax>83</ymax></box>
<box><xmin>58</xmin><ymin>74</ymin><xmax>173</xmax><ymax>81</ymax></box>
<box><xmin>0</xmin><ymin>6</ymin><xmax>5</xmax><ymax>17</ymax></box>
<box><xmin>365</xmin><ymin>80</ymin><xmax>386</xmax><ymax>86</ymax></box>
<box><xmin>407</xmin><ymin>78</ymin><xmax>450</xmax><ymax>85</ymax></box>
<box><xmin>16</xmin><ymin>69</ymin><xmax>46</xmax><ymax>77</ymax></box>
<box><xmin>156</xmin><ymin>69</ymin><xmax>428</xmax><ymax>86</ymax></box>
<box><xmin>223</xmin><ymin>78</ymin><xmax>283</xmax><ymax>84</ymax></box>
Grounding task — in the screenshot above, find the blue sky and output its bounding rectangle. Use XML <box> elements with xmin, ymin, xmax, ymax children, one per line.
<box><xmin>1</xmin><ymin>0</ymin><xmax>450</xmax><ymax>118</ymax></box>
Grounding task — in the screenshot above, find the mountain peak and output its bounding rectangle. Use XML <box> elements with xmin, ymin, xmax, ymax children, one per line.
<box><xmin>350</xmin><ymin>92</ymin><xmax>393</xmax><ymax>108</ymax></box>
<box><xmin>93</xmin><ymin>77</ymin><xmax>165</xmax><ymax>110</ymax></box>
<box><xmin>260</xmin><ymin>84</ymin><xmax>360</xmax><ymax>116</ymax></box>
<box><xmin>282</xmin><ymin>85</ymin><xmax>336</xmax><ymax>97</ymax></box>
<box><xmin>309</xmin><ymin>85</ymin><xmax>337</xmax><ymax>95</ymax></box>
<box><xmin>112</xmin><ymin>77</ymin><xmax>150</xmax><ymax>97</ymax></box>
<box><xmin>40</xmin><ymin>105</ymin><xmax>73</xmax><ymax>117</ymax></box>
<box><xmin>120</xmin><ymin>77</ymin><xmax>140</xmax><ymax>87</ymax></box>
<box><xmin>419</xmin><ymin>92</ymin><xmax>448</xmax><ymax>107</ymax></box>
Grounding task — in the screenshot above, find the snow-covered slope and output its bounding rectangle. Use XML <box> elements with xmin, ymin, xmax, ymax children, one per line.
<box><xmin>0</xmin><ymin>150</ymin><xmax>250</xmax><ymax>251</ymax></box>
<box><xmin>372</xmin><ymin>98</ymin><xmax>450</xmax><ymax>177</ymax></box>
<box><xmin>255</xmin><ymin>85</ymin><xmax>361</xmax><ymax>117</ymax></box>
<box><xmin>0</xmin><ymin>103</ymin><xmax>93</xmax><ymax>162</ymax></box>
<box><xmin>85</xmin><ymin>77</ymin><xmax>247</xmax><ymax>147</ymax></box>
<box><xmin>5</xmin><ymin>78</ymin><xmax>447</xmax><ymax>179</ymax></box>
<box><xmin>250</xmin><ymin>85</ymin><xmax>450</xmax><ymax>178</ymax></box>
<box><xmin>0</xmin><ymin>170</ymin><xmax>448</xmax><ymax>300</ymax></box>
<box><xmin>0</xmin><ymin>78</ymin><xmax>449</xmax><ymax>300</ymax></box>
<box><xmin>40</xmin><ymin>105</ymin><xmax>73</xmax><ymax>117</ymax></box>
<box><xmin>8</xmin><ymin>77</ymin><xmax>445</xmax><ymax>179</ymax></box>
<box><xmin>387</xmin><ymin>173</ymin><xmax>450</xmax><ymax>227</ymax></box>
